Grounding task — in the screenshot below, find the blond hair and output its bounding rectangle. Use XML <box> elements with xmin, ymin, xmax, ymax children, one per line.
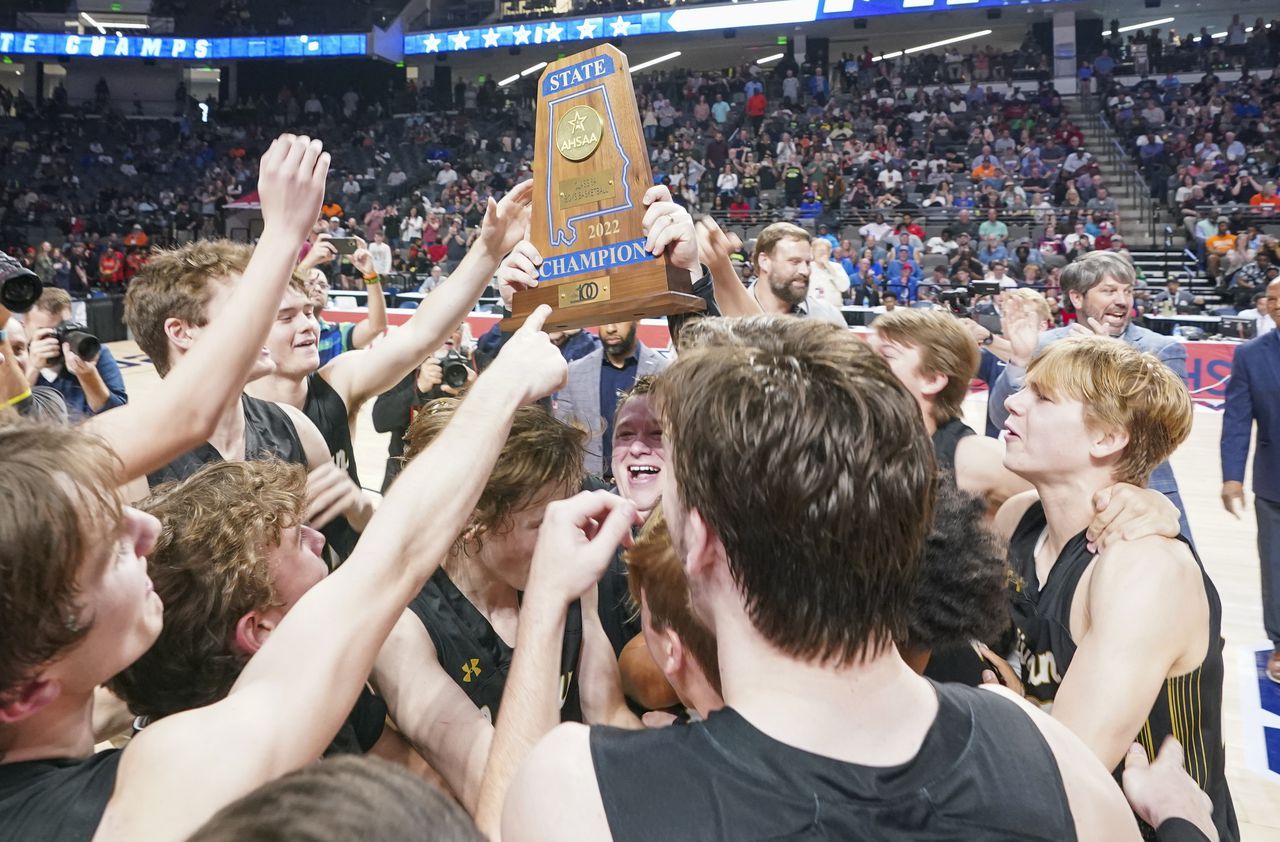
<box><xmin>33</xmin><ymin>287</ymin><xmax>72</xmax><ymax>316</ymax></box>
<box><xmin>1026</xmin><ymin>336</ymin><xmax>1192</xmax><ymax>485</ymax></box>
<box><xmin>872</xmin><ymin>309</ymin><xmax>979</xmax><ymax>427</ymax></box>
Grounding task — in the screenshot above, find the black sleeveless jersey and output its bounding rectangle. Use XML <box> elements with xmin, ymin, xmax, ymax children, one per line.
<box><xmin>407</xmin><ymin>568</ymin><xmax>583</xmax><ymax>723</ymax></box>
<box><xmin>590</xmin><ymin>682</ymin><xmax>1077</xmax><ymax>842</ymax></box>
<box><xmin>303</xmin><ymin>371</ymin><xmax>362</xmax><ymax>564</ymax></box>
<box><xmin>0</xmin><ymin>749</ymin><xmax>121</xmax><ymax>842</ymax></box>
<box><xmin>1008</xmin><ymin>502</ymin><xmax>1237</xmax><ymax>842</ymax></box>
<box><xmin>931</xmin><ymin>416</ymin><xmax>975</xmax><ymax>475</ymax></box>
<box><xmin>146</xmin><ymin>394</ymin><xmax>306</xmax><ymax>488</ymax></box>
<box><xmin>922</xmin><ymin>416</ymin><xmax>986</xmax><ymax>687</ymax></box>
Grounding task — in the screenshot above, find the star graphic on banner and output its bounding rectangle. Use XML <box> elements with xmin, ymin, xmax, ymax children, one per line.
<box><xmin>609</xmin><ymin>16</ymin><xmax>631</xmax><ymax>36</ymax></box>
<box><xmin>450</xmin><ymin>31</ymin><xmax>470</xmax><ymax>50</ymax></box>
<box><xmin>482</xmin><ymin>27</ymin><xmax>501</xmax><ymax>47</ymax></box>
<box><xmin>576</xmin><ymin>18</ymin><xmax>597</xmax><ymax>39</ymax></box>
<box><xmin>513</xmin><ymin>25</ymin><xmax>532</xmax><ymax>44</ymax></box>
<box><xmin>544</xmin><ymin>21</ymin><xmax>563</xmax><ymax>41</ymax></box>
<box><xmin>423</xmin><ymin>32</ymin><xmax>442</xmax><ymax>52</ymax></box>
<box><xmin>568</xmin><ymin>108</ymin><xmax>588</xmax><ymax>131</ymax></box>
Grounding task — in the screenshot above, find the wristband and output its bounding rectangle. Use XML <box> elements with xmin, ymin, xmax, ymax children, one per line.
<box><xmin>363</xmin><ymin>273</ymin><xmax>381</xmax><ymax>285</ymax></box>
<box><xmin>5</xmin><ymin>388</ymin><xmax>31</xmax><ymax>407</ymax></box>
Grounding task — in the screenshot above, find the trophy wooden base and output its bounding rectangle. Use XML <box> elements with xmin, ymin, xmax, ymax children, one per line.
<box><xmin>502</xmin><ymin>264</ymin><xmax>707</xmax><ymax>332</ymax></box>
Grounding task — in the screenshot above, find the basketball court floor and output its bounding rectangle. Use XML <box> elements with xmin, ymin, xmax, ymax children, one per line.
<box><xmin>108</xmin><ymin>339</ymin><xmax>1280</xmax><ymax>840</ymax></box>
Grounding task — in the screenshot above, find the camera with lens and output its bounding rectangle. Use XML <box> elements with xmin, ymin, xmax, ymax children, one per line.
<box><xmin>938</xmin><ymin>287</ymin><xmax>973</xmax><ymax>316</ymax></box>
<box><xmin>0</xmin><ymin>252</ymin><xmax>43</xmax><ymax>313</ymax></box>
<box><xmin>439</xmin><ymin>348</ymin><xmax>471</xmax><ymax>390</ymax></box>
<box><xmin>53</xmin><ymin>321</ymin><xmax>101</xmax><ymax>362</ymax></box>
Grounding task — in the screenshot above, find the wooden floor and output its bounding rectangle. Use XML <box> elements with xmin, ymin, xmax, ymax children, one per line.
<box><xmin>110</xmin><ymin>340</ymin><xmax>1280</xmax><ymax>840</ymax></box>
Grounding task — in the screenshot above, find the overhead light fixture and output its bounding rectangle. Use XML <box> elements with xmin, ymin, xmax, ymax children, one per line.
<box><xmin>630</xmin><ymin>50</ymin><xmax>681</xmax><ymax>72</ymax></box>
<box><xmin>1111</xmin><ymin>16</ymin><xmax>1174</xmax><ymax>35</ymax></box>
<box><xmin>900</xmin><ymin>29</ymin><xmax>992</xmax><ymax>55</ymax></box>
<box><xmin>498</xmin><ymin>73</ymin><xmax>519</xmax><ymax>86</ymax></box>
<box><xmin>871</xmin><ymin>50</ymin><xmax>903</xmax><ymax>62</ymax></box>
<box><xmin>1211</xmin><ymin>31</ymin><xmax>1227</xmax><ymax>38</ymax></box>
<box><xmin>80</xmin><ymin>12</ymin><xmax>106</xmax><ymax>34</ymax></box>
<box><xmin>519</xmin><ymin>61</ymin><xmax>547</xmax><ymax>77</ymax></box>
<box><xmin>755</xmin><ymin>52</ymin><xmax>784</xmax><ymax>64</ymax></box>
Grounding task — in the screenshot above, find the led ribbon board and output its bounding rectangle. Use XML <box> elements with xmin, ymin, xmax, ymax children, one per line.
<box><xmin>0</xmin><ymin>32</ymin><xmax>367</xmax><ymax>60</ymax></box>
<box><xmin>406</xmin><ymin>0</ymin><xmax>1064</xmax><ymax>55</ymax></box>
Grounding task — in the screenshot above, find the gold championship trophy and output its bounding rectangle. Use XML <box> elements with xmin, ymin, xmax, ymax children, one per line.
<box><xmin>502</xmin><ymin>44</ymin><xmax>706</xmax><ymax>331</ymax></box>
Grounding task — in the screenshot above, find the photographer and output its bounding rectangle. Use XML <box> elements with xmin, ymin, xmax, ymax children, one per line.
<box><xmin>372</xmin><ymin>324</ymin><xmax>476</xmax><ymax>492</ymax></box>
<box><xmin>23</xmin><ymin>287</ymin><xmax>126</xmax><ymax>419</ymax></box>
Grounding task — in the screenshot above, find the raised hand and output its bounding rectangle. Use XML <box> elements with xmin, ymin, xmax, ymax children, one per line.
<box><xmin>1002</xmin><ymin>296</ymin><xmax>1043</xmax><ymax>368</ymax></box>
<box><xmin>487</xmin><ymin>304</ymin><xmax>567</xmax><ymax>403</ymax></box>
<box><xmin>642</xmin><ymin>185</ymin><xmax>698</xmax><ymax>270</ymax></box>
<box><xmin>478</xmin><ymin>180</ymin><xmax>534</xmax><ymax>257</ymax></box>
<box><xmin>694</xmin><ymin>215</ymin><xmax>742</xmax><ymax>270</ymax></box>
<box><xmin>496</xmin><ymin>239</ymin><xmax>543</xmax><ymax>294</ymax></box>
<box><xmin>257</xmin><ymin>135</ymin><xmax>330</xmax><ymax>243</ymax></box>
<box><xmin>525</xmin><ymin>490</ymin><xmax>640</xmax><ymax>608</ymax></box>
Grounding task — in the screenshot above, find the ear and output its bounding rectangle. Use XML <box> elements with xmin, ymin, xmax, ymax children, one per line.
<box><xmin>233</xmin><ymin>609</ymin><xmax>278</xmax><ymax>656</ymax></box>
<box><xmin>163</xmin><ymin>317</ymin><xmax>199</xmax><ymax>356</ymax></box>
<box><xmin>918</xmin><ymin>370</ymin><xmax>949</xmax><ymax>401</ymax></box>
<box><xmin>660</xmin><ymin>628</ymin><xmax>685</xmax><ymax>680</ymax></box>
<box><xmin>0</xmin><ymin>678</ymin><xmax>61</xmax><ymax>724</ymax></box>
<box><xmin>682</xmin><ymin>507</ymin><xmax>727</xmax><ymax>581</ymax></box>
<box><xmin>1089</xmin><ymin>425</ymin><xmax>1130</xmax><ymax>464</ymax></box>
<box><xmin>1067</xmin><ymin>289</ymin><xmax>1084</xmax><ymax>312</ymax></box>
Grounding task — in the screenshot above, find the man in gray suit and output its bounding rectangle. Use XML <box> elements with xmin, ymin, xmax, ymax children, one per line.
<box><xmin>554</xmin><ymin>320</ymin><xmax>669</xmax><ymax>478</ymax></box>
<box><xmin>989</xmin><ymin>251</ymin><xmax>1191</xmax><ymax>534</ymax></box>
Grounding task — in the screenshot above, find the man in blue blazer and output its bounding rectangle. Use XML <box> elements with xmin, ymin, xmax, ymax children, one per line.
<box><xmin>989</xmin><ymin>251</ymin><xmax>1191</xmax><ymax>534</ymax></box>
<box><xmin>1221</xmin><ymin>278</ymin><xmax>1280</xmax><ymax>683</ymax></box>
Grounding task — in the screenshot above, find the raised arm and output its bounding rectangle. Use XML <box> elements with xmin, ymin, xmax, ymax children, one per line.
<box><xmin>474</xmin><ymin>490</ymin><xmax>639</xmax><ymax>840</ymax></box>
<box><xmin>695</xmin><ymin>214</ymin><xmax>761</xmax><ymax>318</ymax></box>
<box><xmin>97</xmin><ymin>306</ymin><xmax>568</xmax><ymax>842</ymax></box>
<box><xmin>87</xmin><ymin>135</ymin><xmax>328</xmax><ymax>485</ymax></box>
<box><xmin>347</xmin><ymin>241</ymin><xmax>388</xmax><ymax>350</ymax></box>
<box><xmin>322</xmin><ymin>180</ymin><xmax>535</xmax><ymax>411</ymax></box>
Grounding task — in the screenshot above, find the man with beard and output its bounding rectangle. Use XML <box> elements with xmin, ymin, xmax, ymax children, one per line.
<box><xmin>748</xmin><ymin>222</ymin><xmax>845</xmax><ymax>325</ymax></box>
<box><xmin>554</xmin><ymin>322</ymin><xmax>669</xmax><ymax>480</ymax></box>
<box><xmin>987</xmin><ymin>251</ymin><xmax>1190</xmax><ymax>534</ymax></box>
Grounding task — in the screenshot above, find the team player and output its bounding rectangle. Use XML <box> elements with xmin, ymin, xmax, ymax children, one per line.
<box><xmin>869</xmin><ymin>308</ymin><xmax>1030</xmax><ymax>511</ymax></box>
<box><xmin>501</xmin><ymin>316</ymin><xmax>1144</xmax><ymax>842</ymax></box>
<box><xmin>0</xmin><ymin>296</ymin><xmax>568</xmax><ymax>842</ymax></box>
<box><xmin>991</xmin><ymin>336</ymin><xmax>1237</xmax><ymax>840</ymax></box>
<box><xmin>246</xmin><ymin>180</ymin><xmax>537</xmax><ymax>561</ymax></box>
<box><xmin>124</xmin><ymin>241</ymin><xmax>369</xmax><ymax>539</ymax></box>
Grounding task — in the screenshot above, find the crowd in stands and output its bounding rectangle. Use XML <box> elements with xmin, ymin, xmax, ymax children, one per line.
<box><xmin>1088</xmin><ymin>28</ymin><xmax>1279</xmax><ymax>320</ymax></box>
<box><xmin>1</xmin><ymin>27</ymin><xmax>1142</xmax><ymax>319</ymax></box>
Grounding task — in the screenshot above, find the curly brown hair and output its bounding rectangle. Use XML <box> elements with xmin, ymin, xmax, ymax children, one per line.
<box><xmin>403</xmin><ymin>400</ymin><xmax>586</xmax><ymax>547</ymax></box>
<box><xmin>108</xmin><ymin>459</ymin><xmax>307</xmax><ymax>720</ymax></box>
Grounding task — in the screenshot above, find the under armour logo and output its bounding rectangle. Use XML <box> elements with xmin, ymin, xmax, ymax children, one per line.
<box><xmin>462</xmin><ymin>658</ymin><xmax>482</xmax><ymax>683</ymax></box>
